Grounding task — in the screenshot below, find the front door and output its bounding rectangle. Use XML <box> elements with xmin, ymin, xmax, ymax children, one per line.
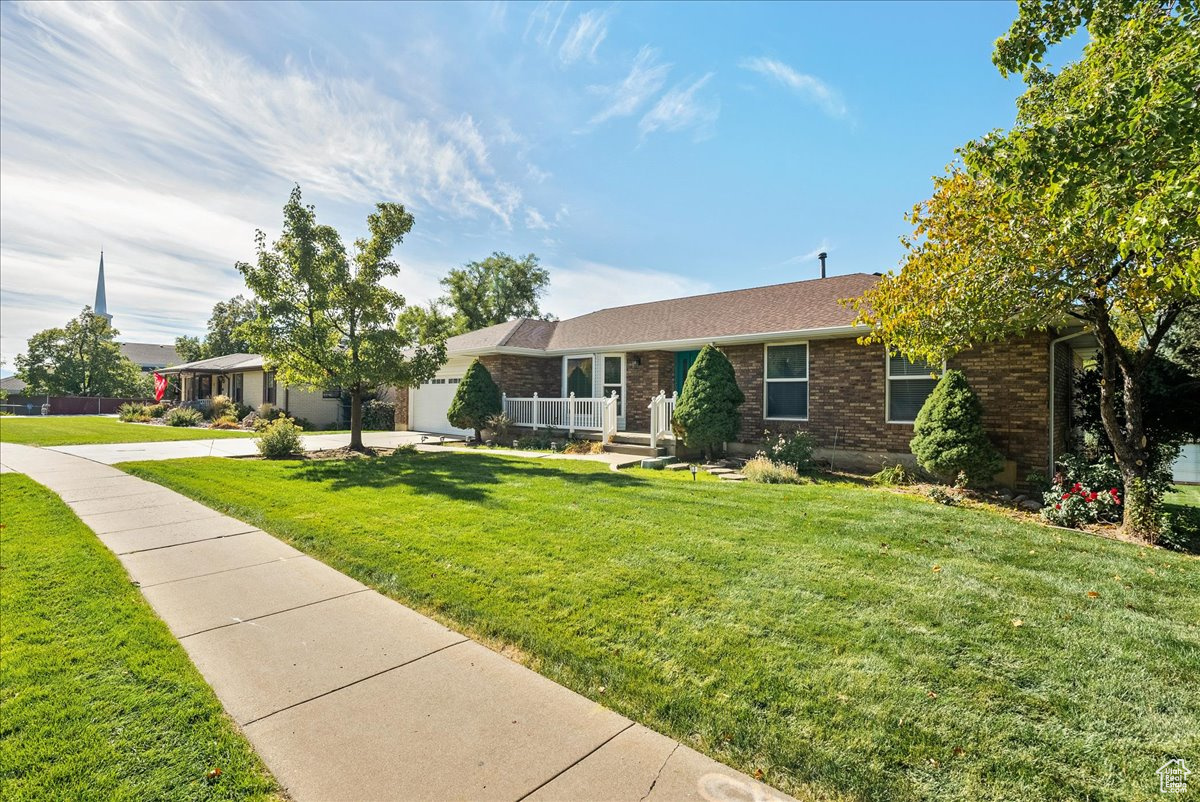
<box><xmin>600</xmin><ymin>354</ymin><xmax>625</xmax><ymax>428</ymax></box>
<box><xmin>675</xmin><ymin>350</ymin><xmax>701</xmax><ymax>395</ymax></box>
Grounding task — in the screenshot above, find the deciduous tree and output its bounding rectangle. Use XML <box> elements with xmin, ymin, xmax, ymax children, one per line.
<box><xmin>238</xmin><ymin>187</ymin><xmax>446</xmax><ymax>451</ymax></box>
<box><xmin>15</xmin><ymin>308</ymin><xmax>150</xmax><ymax>397</ymax></box>
<box><xmin>852</xmin><ymin>1</ymin><xmax>1199</xmax><ymax>536</ymax></box>
<box><xmin>174</xmin><ymin>295</ymin><xmax>258</xmax><ymax>363</ymax></box>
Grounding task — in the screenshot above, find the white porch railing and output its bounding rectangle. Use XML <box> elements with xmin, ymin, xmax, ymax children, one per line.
<box><xmin>504</xmin><ymin>392</ymin><xmax>619</xmax><ymax>442</ymax></box>
<box><xmin>648</xmin><ymin>390</ymin><xmax>677</xmax><ymax>448</ymax></box>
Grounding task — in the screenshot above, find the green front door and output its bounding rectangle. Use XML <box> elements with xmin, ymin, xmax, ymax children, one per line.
<box><xmin>675</xmin><ymin>350</ymin><xmax>701</xmax><ymax>395</ymax></box>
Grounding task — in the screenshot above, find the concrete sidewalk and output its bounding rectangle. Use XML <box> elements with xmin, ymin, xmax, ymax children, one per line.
<box><xmin>46</xmin><ymin>430</ymin><xmax>432</xmax><ymax>464</ymax></box>
<box><xmin>1</xmin><ymin>441</ymin><xmax>795</xmax><ymax>802</ymax></box>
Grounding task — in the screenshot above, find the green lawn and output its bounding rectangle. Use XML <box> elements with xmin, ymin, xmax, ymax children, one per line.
<box><xmin>0</xmin><ymin>474</ymin><xmax>279</xmax><ymax>801</ymax></box>
<box><xmin>119</xmin><ymin>452</ymin><xmax>1200</xmax><ymax>802</ymax></box>
<box><xmin>1170</xmin><ymin>484</ymin><xmax>1200</xmax><ymax>508</ymax></box>
<box><xmin>0</xmin><ymin>416</ymin><xmax>255</xmax><ymax>446</ymax></box>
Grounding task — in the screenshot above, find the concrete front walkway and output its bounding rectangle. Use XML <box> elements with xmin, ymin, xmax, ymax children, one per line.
<box><xmin>1</xmin><ymin>441</ymin><xmax>795</xmax><ymax>802</ymax></box>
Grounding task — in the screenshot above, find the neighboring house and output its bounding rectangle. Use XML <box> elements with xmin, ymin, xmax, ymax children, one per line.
<box><xmin>157</xmin><ymin>353</ymin><xmax>343</xmax><ymax>428</ymax></box>
<box><xmin>119</xmin><ymin>342</ymin><xmax>180</xmax><ymax>371</ymax></box>
<box><xmin>396</xmin><ymin>273</ymin><xmax>1092</xmax><ymax>485</ymax></box>
<box><xmin>0</xmin><ymin>375</ymin><xmax>28</xmax><ymax>395</ymax></box>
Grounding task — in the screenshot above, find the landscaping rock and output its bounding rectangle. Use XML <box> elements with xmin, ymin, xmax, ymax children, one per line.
<box><xmin>639</xmin><ymin>458</ymin><xmax>665</xmax><ymax>470</ymax></box>
<box><xmin>719</xmin><ymin>473</ymin><xmax>747</xmax><ymax>481</ymax></box>
<box><xmin>706</xmin><ymin>467</ymin><xmax>733</xmax><ymax>476</ymax></box>
<box><xmin>664</xmin><ymin>462</ymin><xmax>691</xmax><ymax>471</ymax></box>
<box><xmin>1019</xmin><ymin>499</ymin><xmax>1043</xmax><ymax>512</ymax></box>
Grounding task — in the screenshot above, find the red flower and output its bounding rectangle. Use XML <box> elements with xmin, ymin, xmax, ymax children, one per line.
<box><xmin>1073</xmin><ymin>482</ymin><xmax>1082</xmax><ymax>491</ymax></box>
<box><xmin>1062</xmin><ymin>492</ymin><xmax>1071</xmax><ymax>500</ymax></box>
<box><xmin>1055</xmin><ymin>504</ymin><xmax>1062</xmax><ymax>510</ymax></box>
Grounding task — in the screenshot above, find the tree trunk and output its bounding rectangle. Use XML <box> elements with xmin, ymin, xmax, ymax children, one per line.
<box><xmin>1091</xmin><ymin>302</ymin><xmax>1157</xmax><ymax>538</ymax></box>
<box><xmin>349</xmin><ymin>388</ymin><xmax>364</xmax><ymax>452</ymax></box>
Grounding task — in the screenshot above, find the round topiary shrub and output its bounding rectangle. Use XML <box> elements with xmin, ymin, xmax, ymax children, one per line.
<box><xmin>673</xmin><ymin>344</ymin><xmax>744</xmax><ymax>459</ymax></box>
<box><xmin>910</xmin><ymin>368</ymin><xmax>1003</xmax><ymax>486</ymax></box>
<box><xmin>447</xmin><ymin>359</ymin><xmax>502</xmax><ymax>441</ymax></box>
<box><xmin>256</xmin><ymin>417</ymin><xmax>303</xmax><ymax>458</ymax></box>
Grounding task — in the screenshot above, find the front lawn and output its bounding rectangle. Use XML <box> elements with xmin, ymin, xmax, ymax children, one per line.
<box><xmin>120</xmin><ymin>452</ymin><xmax>1200</xmax><ymax>802</ymax></box>
<box><xmin>0</xmin><ymin>474</ymin><xmax>278</xmax><ymax>800</ymax></box>
<box><xmin>0</xmin><ymin>416</ymin><xmax>254</xmax><ymax>446</ymax></box>
<box><xmin>1171</xmin><ymin>484</ymin><xmax>1200</xmax><ymax>508</ymax></box>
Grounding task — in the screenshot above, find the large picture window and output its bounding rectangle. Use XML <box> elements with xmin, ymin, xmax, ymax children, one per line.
<box><xmin>887</xmin><ymin>355</ymin><xmax>940</xmax><ymax>423</ymax></box>
<box><xmin>764</xmin><ymin>343</ymin><xmax>808</xmax><ymax>420</ymax></box>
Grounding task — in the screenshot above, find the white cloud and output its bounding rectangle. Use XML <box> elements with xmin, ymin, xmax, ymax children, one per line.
<box><xmin>783</xmin><ymin>241</ymin><xmax>831</xmax><ymax>265</ymax></box>
<box><xmin>525</xmin><ymin>1</ymin><xmax>570</xmax><ymax>48</ymax></box>
<box><xmin>588</xmin><ymin>46</ymin><xmax>670</xmax><ymax>125</ymax></box>
<box><xmin>740</xmin><ymin>57</ymin><xmax>848</xmax><ymax>119</ymax></box>
<box><xmin>545</xmin><ymin>262</ymin><xmax>713</xmax><ymax>319</ymax></box>
<box><xmin>638</xmin><ymin>73</ymin><xmax>720</xmax><ymax>139</ymax></box>
<box><xmin>558</xmin><ymin>9</ymin><xmax>611</xmax><ymax>65</ymax></box>
<box><xmin>525</xmin><ymin>207</ymin><xmax>552</xmax><ymax>230</ymax></box>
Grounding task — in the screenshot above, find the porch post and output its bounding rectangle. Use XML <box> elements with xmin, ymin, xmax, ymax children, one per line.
<box><xmin>568</xmin><ymin>392</ymin><xmax>575</xmax><ymax>437</ymax></box>
<box><xmin>532</xmin><ymin>392</ymin><xmax>539</xmax><ymax>430</ymax></box>
<box><xmin>502</xmin><ymin>392</ymin><xmax>507</xmax><ymax>418</ymax></box>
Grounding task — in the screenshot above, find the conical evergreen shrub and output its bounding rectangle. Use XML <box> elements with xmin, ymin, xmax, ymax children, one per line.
<box><xmin>910</xmin><ymin>368</ymin><xmax>1003</xmax><ymax>485</ymax></box>
<box><xmin>673</xmin><ymin>344</ymin><xmax>745</xmax><ymax>458</ymax></box>
<box><xmin>447</xmin><ymin>359</ymin><xmax>502</xmax><ymax>441</ymax></box>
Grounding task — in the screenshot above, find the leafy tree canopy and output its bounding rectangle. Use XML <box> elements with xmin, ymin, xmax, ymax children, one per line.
<box><xmin>852</xmin><ymin>1</ymin><xmax>1199</xmax><ymax>534</ymax></box>
<box><xmin>411</xmin><ymin>252</ymin><xmax>552</xmax><ymax>339</ymax></box>
<box><xmin>238</xmin><ymin>186</ymin><xmax>446</xmax><ymax>450</ymax></box>
<box><xmin>15</xmin><ymin>307</ymin><xmax>151</xmax><ymax>397</ymax></box>
<box><xmin>175</xmin><ymin>295</ymin><xmax>259</xmax><ymax>363</ymax></box>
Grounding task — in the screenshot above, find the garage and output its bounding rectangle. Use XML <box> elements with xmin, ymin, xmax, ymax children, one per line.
<box><xmin>409</xmin><ymin>357</ymin><xmax>474</xmax><ymax>436</ymax></box>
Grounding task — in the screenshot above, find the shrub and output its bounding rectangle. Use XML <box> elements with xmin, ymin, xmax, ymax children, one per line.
<box><xmin>910</xmin><ymin>369</ymin><xmax>1003</xmax><ymax>486</ymax></box>
<box><xmin>516</xmin><ymin>432</ymin><xmax>552</xmax><ymax>450</ymax></box>
<box><xmin>209</xmin><ymin>394</ymin><xmax>234</xmax><ymax>421</ymax></box>
<box><xmin>927</xmin><ymin>485</ymin><xmax>961</xmax><ymax>505</ymax></box>
<box><xmin>485</xmin><ymin>413</ymin><xmax>514</xmax><ymax>441</ymax></box>
<box><xmin>447</xmin><ymin>360</ymin><xmax>502</xmax><ymax>441</ymax></box>
<box><xmin>763</xmin><ymin>430</ymin><xmax>814</xmax><ymax>470</ymax></box>
<box><xmin>1040</xmin><ymin>456</ymin><xmax>1124</xmax><ymax>528</ymax></box>
<box><xmin>742</xmin><ymin>456</ymin><xmax>807</xmax><ymax>484</ymax></box>
<box><xmin>1158</xmin><ymin>506</ymin><xmax>1200</xmax><ymax>553</ymax></box>
<box><xmin>145</xmin><ymin>403</ymin><xmax>169</xmax><ymax>418</ymax></box>
<box><xmin>209</xmin><ymin>419</ymin><xmax>242</xmax><ymax>430</ymax></box>
<box><xmin>256</xmin><ymin>417</ymin><xmax>303</xmax><ymax>458</ymax></box>
<box><xmin>673</xmin><ymin>345</ymin><xmax>744</xmax><ymax>459</ymax></box>
<box><xmin>117</xmin><ymin>402</ymin><xmax>148</xmax><ymax>422</ymax></box>
<box><xmin>256</xmin><ymin>403</ymin><xmax>284</xmax><ymax>422</ymax></box>
<box><xmin>362</xmin><ymin>400</ymin><xmax>396</xmax><ymax>431</ymax></box>
<box><xmin>289</xmin><ymin>416</ymin><xmax>315</xmax><ymax>431</ymax></box>
<box><xmin>164</xmin><ymin>407</ymin><xmax>203</xmax><ymax>427</ymax></box>
<box><xmin>563</xmin><ymin>438</ymin><xmax>603</xmax><ymax>455</ymax></box>
<box><xmin>873</xmin><ymin>462</ymin><xmax>917</xmax><ymax>486</ymax></box>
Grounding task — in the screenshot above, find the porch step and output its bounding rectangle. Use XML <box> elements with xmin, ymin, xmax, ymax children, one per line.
<box><xmin>603</xmin><ymin>443</ymin><xmax>669</xmax><ymax>458</ymax></box>
<box><xmin>610</xmin><ymin>431</ymin><xmax>654</xmax><ymax>445</ymax></box>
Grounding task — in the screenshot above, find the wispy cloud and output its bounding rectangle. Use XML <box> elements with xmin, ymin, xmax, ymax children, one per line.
<box><xmin>546</xmin><ymin>261</ymin><xmax>714</xmax><ymax>318</ymax></box>
<box><xmin>524</xmin><ymin>207</ymin><xmax>551</xmax><ymax>230</ymax></box>
<box><xmin>638</xmin><ymin>73</ymin><xmax>720</xmax><ymax>139</ymax></box>
<box><xmin>782</xmin><ymin>241</ymin><xmax>831</xmax><ymax>266</ymax></box>
<box><xmin>588</xmin><ymin>46</ymin><xmax>671</xmax><ymax>125</ymax></box>
<box><xmin>558</xmin><ymin>9</ymin><xmax>611</xmax><ymax>64</ymax></box>
<box><xmin>524</xmin><ymin>1</ymin><xmax>570</xmax><ymax>48</ymax></box>
<box><xmin>740</xmin><ymin>56</ymin><xmax>848</xmax><ymax>119</ymax></box>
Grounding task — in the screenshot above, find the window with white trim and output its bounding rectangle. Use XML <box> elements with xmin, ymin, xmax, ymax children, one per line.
<box><xmin>764</xmin><ymin>343</ymin><xmax>808</xmax><ymax>419</ymax></box>
<box><xmin>887</xmin><ymin>355</ymin><xmax>940</xmax><ymax>423</ymax></box>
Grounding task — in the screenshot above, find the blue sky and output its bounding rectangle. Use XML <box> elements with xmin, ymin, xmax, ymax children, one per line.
<box><xmin>0</xmin><ymin>1</ymin><xmax>1079</xmax><ymax>370</ymax></box>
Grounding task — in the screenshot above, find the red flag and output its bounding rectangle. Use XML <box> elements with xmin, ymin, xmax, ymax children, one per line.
<box><xmin>153</xmin><ymin>373</ymin><xmax>168</xmax><ymax>401</ymax></box>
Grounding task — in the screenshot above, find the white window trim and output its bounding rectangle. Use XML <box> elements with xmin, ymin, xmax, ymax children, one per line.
<box><xmin>763</xmin><ymin>341</ymin><xmax>809</xmax><ymax>422</ymax></box>
<box><xmin>885</xmin><ymin>353</ymin><xmax>944</xmax><ymax>424</ymax></box>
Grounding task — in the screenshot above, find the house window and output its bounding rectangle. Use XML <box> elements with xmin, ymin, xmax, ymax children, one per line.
<box><xmin>264</xmin><ymin>372</ymin><xmax>277</xmax><ymax>404</ymax></box>
<box><xmin>887</xmin><ymin>355</ymin><xmax>940</xmax><ymax>423</ymax></box>
<box><xmin>764</xmin><ymin>343</ymin><xmax>808</xmax><ymax>420</ymax></box>
<box><xmin>231</xmin><ymin>373</ymin><xmax>244</xmax><ymax>404</ymax></box>
<box><xmin>602</xmin><ymin>355</ymin><xmax>623</xmax><ymax>415</ymax></box>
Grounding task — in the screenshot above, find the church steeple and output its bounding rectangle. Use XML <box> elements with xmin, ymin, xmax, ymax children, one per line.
<box><xmin>94</xmin><ymin>251</ymin><xmax>112</xmax><ymax>323</ymax></box>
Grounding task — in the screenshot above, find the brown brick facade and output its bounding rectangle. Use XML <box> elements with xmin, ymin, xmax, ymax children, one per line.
<box><xmin>478</xmin><ymin>354</ymin><xmax>560</xmax><ymax>399</ymax></box>
<box><xmin>469</xmin><ymin>332</ymin><xmax>1055</xmax><ymax>483</ymax></box>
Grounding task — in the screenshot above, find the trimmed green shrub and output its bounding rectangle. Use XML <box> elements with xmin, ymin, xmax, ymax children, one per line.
<box><xmin>256</xmin><ymin>417</ymin><xmax>303</xmax><ymax>458</ymax></box>
<box><xmin>742</xmin><ymin>456</ymin><xmax>807</xmax><ymax>484</ymax></box>
<box><xmin>763</xmin><ymin>430</ymin><xmax>815</xmax><ymax>470</ymax></box>
<box><xmin>362</xmin><ymin>400</ymin><xmax>396</xmax><ymax>431</ymax></box>
<box><xmin>447</xmin><ymin>359</ymin><xmax>502</xmax><ymax>441</ymax></box>
<box><xmin>910</xmin><ymin>369</ymin><xmax>1003</xmax><ymax>486</ymax></box>
<box><xmin>164</xmin><ymin>406</ymin><xmax>203</xmax><ymax>427</ymax></box>
<box><xmin>117</xmin><ymin>402</ymin><xmax>148</xmax><ymax>422</ymax></box>
<box><xmin>673</xmin><ymin>345</ymin><xmax>744</xmax><ymax>459</ymax></box>
<box><xmin>145</xmin><ymin>403</ymin><xmax>168</xmax><ymax>418</ymax></box>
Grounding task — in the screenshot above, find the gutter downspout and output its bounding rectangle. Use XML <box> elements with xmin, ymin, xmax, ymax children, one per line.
<box><xmin>1048</xmin><ymin>330</ymin><xmax>1092</xmax><ymax>476</ymax></box>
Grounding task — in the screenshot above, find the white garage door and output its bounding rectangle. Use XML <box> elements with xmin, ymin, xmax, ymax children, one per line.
<box><xmin>410</xmin><ymin>359</ymin><xmax>474</xmax><ymax>436</ymax></box>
